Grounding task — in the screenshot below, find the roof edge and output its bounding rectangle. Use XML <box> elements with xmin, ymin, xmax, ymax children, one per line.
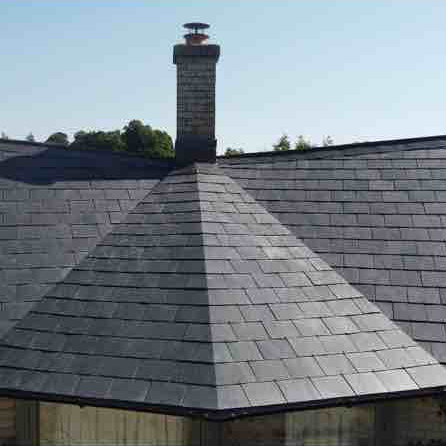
<box><xmin>0</xmin><ymin>138</ymin><xmax>67</xmax><ymax>149</ymax></box>
<box><xmin>218</xmin><ymin>133</ymin><xmax>446</xmax><ymax>160</ymax></box>
<box><xmin>5</xmin><ymin>132</ymin><xmax>446</xmax><ymax>164</ymax></box>
<box><xmin>1</xmin><ymin>385</ymin><xmax>444</xmax><ymax>422</ymax></box>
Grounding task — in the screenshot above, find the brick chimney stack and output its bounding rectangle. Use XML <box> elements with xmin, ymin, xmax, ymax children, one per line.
<box><xmin>173</xmin><ymin>23</ymin><xmax>220</xmax><ymax>165</ymax></box>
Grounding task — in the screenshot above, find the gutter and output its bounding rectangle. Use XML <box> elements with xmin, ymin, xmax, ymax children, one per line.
<box><xmin>0</xmin><ymin>385</ymin><xmax>444</xmax><ymax>422</ymax></box>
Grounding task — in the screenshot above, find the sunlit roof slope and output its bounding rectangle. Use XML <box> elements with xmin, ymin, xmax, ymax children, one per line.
<box><xmin>221</xmin><ymin>135</ymin><xmax>446</xmax><ymax>363</ymax></box>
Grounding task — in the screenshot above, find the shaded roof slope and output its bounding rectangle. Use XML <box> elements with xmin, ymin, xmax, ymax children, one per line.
<box><xmin>221</xmin><ymin>136</ymin><xmax>446</xmax><ymax>364</ymax></box>
<box><xmin>0</xmin><ymin>141</ymin><xmax>169</xmax><ymax>335</ymax></box>
<box><xmin>0</xmin><ymin>163</ymin><xmax>445</xmax><ymax>420</ymax></box>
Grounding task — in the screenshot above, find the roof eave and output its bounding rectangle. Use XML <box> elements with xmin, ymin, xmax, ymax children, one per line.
<box><xmin>2</xmin><ymin>385</ymin><xmax>445</xmax><ymax>422</ymax></box>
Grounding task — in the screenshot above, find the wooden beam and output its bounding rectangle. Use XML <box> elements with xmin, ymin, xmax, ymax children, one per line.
<box><xmin>16</xmin><ymin>400</ymin><xmax>39</xmax><ymax>446</ymax></box>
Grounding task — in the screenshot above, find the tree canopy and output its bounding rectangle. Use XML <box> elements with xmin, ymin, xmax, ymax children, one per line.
<box><xmin>122</xmin><ymin>120</ymin><xmax>174</xmax><ymax>158</ymax></box>
<box><xmin>294</xmin><ymin>135</ymin><xmax>312</xmax><ymax>151</ymax></box>
<box><xmin>224</xmin><ymin>147</ymin><xmax>245</xmax><ymax>157</ymax></box>
<box><xmin>68</xmin><ymin>120</ymin><xmax>174</xmax><ymax>159</ymax></box>
<box><xmin>122</xmin><ymin>120</ymin><xmax>154</xmax><ymax>154</ymax></box>
<box><xmin>26</xmin><ymin>133</ymin><xmax>35</xmax><ymax>142</ymax></box>
<box><xmin>36</xmin><ymin>124</ymin><xmax>337</xmax><ymax>159</ymax></box>
<box><xmin>273</xmin><ymin>134</ymin><xmax>291</xmax><ymax>152</ymax></box>
<box><xmin>70</xmin><ymin>130</ymin><xmax>125</xmax><ymax>152</ymax></box>
<box><xmin>271</xmin><ymin>134</ymin><xmax>334</xmax><ymax>152</ymax></box>
<box><xmin>322</xmin><ymin>135</ymin><xmax>334</xmax><ymax>147</ymax></box>
<box><xmin>46</xmin><ymin>132</ymin><xmax>69</xmax><ymax>145</ymax></box>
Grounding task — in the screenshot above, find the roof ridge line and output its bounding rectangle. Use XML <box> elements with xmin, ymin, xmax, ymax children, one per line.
<box><xmin>218</xmin><ymin>134</ymin><xmax>446</xmax><ymax>161</ymax></box>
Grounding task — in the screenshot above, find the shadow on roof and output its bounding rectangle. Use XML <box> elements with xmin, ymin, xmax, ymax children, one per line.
<box><xmin>0</xmin><ymin>147</ymin><xmax>172</xmax><ymax>185</ymax></box>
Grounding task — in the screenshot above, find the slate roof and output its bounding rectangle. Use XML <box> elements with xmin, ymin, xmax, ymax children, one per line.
<box><xmin>220</xmin><ymin>135</ymin><xmax>446</xmax><ymax>365</ymax></box>
<box><xmin>0</xmin><ymin>141</ymin><xmax>445</xmax><ymax>419</ymax></box>
<box><xmin>0</xmin><ymin>141</ymin><xmax>169</xmax><ymax>335</ymax></box>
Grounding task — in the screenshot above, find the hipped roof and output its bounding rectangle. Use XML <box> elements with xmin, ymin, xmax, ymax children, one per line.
<box><xmin>0</xmin><ymin>161</ymin><xmax>445</xmax><ymax>420</ymax></box>
<box><xmin>220</xmin><ymin>136</ymin><xmax>446</xmax><ymax>361</ymax></box>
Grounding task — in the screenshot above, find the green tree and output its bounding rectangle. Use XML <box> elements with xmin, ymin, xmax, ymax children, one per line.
<box><xmin>122</xmin><ymin>120</ymin><xmax>174</xmax><ymax>158</ymax></box>
<box><xmin>70</xmin><ymin>130</ymin><xmax>125</xmax><ymax>152</ymax></box>
<box><xmin>294</xmin><ymin>135</ymin><xmax>312</xmax><ymax>151</ymax></box>
<box><xmin>322</xmin><ymin>135</ymin><xmax>334</xmax><ymax>147</ymax></box>
<box><xmin>224</xmin><ymin>147</ymin><xmax>245</xmax><ymax>156</ymax></box>
<box><xmin>273</xmin><ymin>134</ymin><xmax>291</xmax><ymax>152</ymax></box>
<box><xmin>46</xmin><ymin>132</ymin><xmax>69</xmax><ymax>145</ymax></box>
<box><xmin>68</xmin><ymin>120</ymin><xmax>174</xmax><ymax>159</ymax></box>
<box><xmin>26</xmin><ymin>132</ymin><xmax>35</xmax><ymax>142</ymax></box>
<box><xmin>122</xmin><ymin>120</ymin><xmax>154</xmax><ymax>154</ymax></box>
<box><xmin>151</xmin><ymin>129</ymin><xmax>174</xmax><ymax>158</ymax></box>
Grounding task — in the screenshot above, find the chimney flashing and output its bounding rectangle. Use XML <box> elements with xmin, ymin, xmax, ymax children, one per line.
<box><xmin>174</xmin><ymin>136</ymin><xmax>217</xmax><ymax>166</ymax></box>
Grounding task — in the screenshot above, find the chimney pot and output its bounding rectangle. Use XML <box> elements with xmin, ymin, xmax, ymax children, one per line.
<box><xmin>183</xmin><ymin>22</ymin><xmax>210</xmax><ymax>45</ymax></box>
<box><xmin>184</xmin><ymin>32</ymin><xmax>208</xmax><ymax>46</ymax></box>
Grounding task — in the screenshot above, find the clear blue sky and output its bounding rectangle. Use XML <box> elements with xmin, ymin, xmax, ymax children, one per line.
<box><xmin>2</xmin><ymin>1</ymin><xmax>446</xmax><ymax>153</ymax></box>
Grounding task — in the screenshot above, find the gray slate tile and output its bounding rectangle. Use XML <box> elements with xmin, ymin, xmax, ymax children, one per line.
<box><xmin>243</xmin><ymin>382</ymin><xmax>286</xmax><ymax>406</ymax></box>
<box><xmin>347</xmin><ymin>351</ymin><xmax>386</xmax><ymax>372</ymax></box>
<box><xmin>406</xmin><ymin>364</ymin><xmax>446</xmax><ymax>388</ymax></box>
<box><xmin>345</xmin><ymin>372</ymin><xmax>387</xmax><ymax>395</ymax></box>
<box><xmin>278</xmin><ymin>378</ymin><xmax>321</xmax><ymax>403</ymax></box>
<box><xmin>375</xmin><ymin>369</ymin><xmax>418</xmax><ymax>392</ymax></box>
<box><xmin>257</xmin><ymin>339</ymin><xmax>295</xmax><ymax>359</ymax></box>
<box><xmin>228</xmin><ymin>341</ymin><xmax>263</xmax><ymax>361</ymax></box>
<box><xmin>316</xmin><ymin>354</ymin><xmax>356</xmax><ymax>375</ymax></box>
<box><xmin>311</xmin><ymin>376</ymin><xmax>355</xmax><ymax>399</ymax></box>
